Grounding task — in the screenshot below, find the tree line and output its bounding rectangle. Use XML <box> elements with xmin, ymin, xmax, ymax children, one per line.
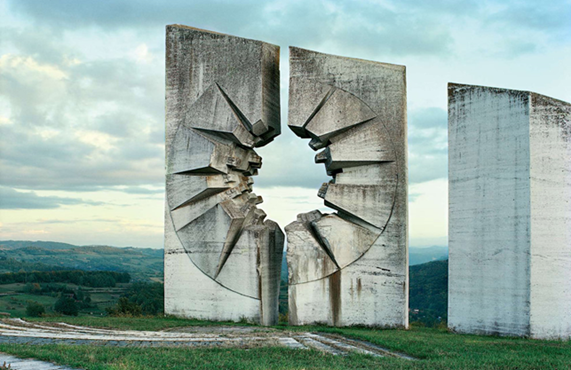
<box><xmin>0</xmin><ymin>270</ymin><xmax>130</xmax><ymax>287</ymax></box>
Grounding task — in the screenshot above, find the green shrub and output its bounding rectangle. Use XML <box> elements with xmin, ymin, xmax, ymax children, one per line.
<box><xmin>25</xmin><ymin>301</ymin><xmax>45</xmax><ymax>317</ymax></box>
<box><xmin>106</xmin><ymin>297</ymin><xmax>142</xmax><ymax>317</ymax></box>
<box><xmin>54</xmin><ymin>295</ymin><xmax>79</xmax><ymax>316</ymax></box>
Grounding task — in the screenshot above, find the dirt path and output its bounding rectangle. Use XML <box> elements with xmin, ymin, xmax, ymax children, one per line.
<box><xmin>0</xmin><ymin>352</ymin><xmax>80</xmax><ymax>369</ymax></box>
<box><xmin>0</xmin><ymin>318</ymin><xmax>415</xmax><ymax>359</ymax></box>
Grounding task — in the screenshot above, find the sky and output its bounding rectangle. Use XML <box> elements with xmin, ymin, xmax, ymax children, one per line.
<box><xmin>0</xmin><ymin>0</ymin><xmax>570</xmax><ymax>249</ymax></box>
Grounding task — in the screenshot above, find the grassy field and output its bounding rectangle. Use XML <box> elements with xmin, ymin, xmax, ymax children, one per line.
<box><xmin>0</xmin><ymin>317</ymin><xmax>568</xmax><ymax>369</ymax></box>
<box><xmin>0</xmin><ymin>283</ymin><xmax>128</xmax><ymax>317</ymax></box>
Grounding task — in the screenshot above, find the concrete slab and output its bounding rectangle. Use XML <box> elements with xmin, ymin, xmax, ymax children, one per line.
<box><xmin>165</xmin><ymin>25</ymin><xmax>283</xmax><ymax>325</ymax></box>
<box><xmin>448</xmin><ymin>83</ymin><xmax>571</xmax><ymax>339</ymax></box>
<box><xmin>286</xmin><ymin>47</ymin><xmax>408</xmax><ymax>328</ymax></box>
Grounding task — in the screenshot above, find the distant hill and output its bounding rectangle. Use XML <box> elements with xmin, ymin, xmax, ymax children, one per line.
<box><xmin>0</xmin><ymin>240</ymin><xmax>78</xmax><ymax>250</ymax></box>
<box><xmin>0</xmin><ymin>240</ymin><xmax>163</xmax><ymax>281</ymax></box>
<box><xmin>409</xmin><ymin>259</ymin><xmax>448</xmax><ymax>325</ymax></box>
<box><xmin>409</xmin><ymin>246</ymin><xmax>448</xmax><ymax>266</ymax></box>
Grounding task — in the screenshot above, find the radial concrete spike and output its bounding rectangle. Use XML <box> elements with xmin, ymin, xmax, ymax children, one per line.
<box><xmin>215</xmin><ymin>220</ymin><xmax>284</xmax><ymax>304</ymax></box>
<box><xmin>315</xmin><ymin>119</ymin><xmax>396</xmax><ymax>173</ymax></box>
<box><xmin>304</xmin><ymin>88</ymin><xmax>377</xmax><ymax>149</ymax></box>
<box><xmin>291</xmin><ymin>209</ymin><xmax>340</xmax><ymax>270</ymax></box>
<box><xmin>286</xmin><ymin>219</ymin><xmax>339</xmax><ymax>285</ymax></box>
<box><xmin>308</xmin><ymin>221</ymin><xmax>340</xmax><ymax>269</ymax></box>
<box><xmin>317</xmin><ymin>182</ymin><xmax>331</xmax><ymax>199</ymax></box>
<box><xmin>216</xmin><ymin>83</ymin><xmax>254</xmax><ymax>132</ymax></box>
<box><xmin>288</xmin><ymin>78</ymin><xmax>336</xmax><ymax>138</ymax></box>
<box><xmin>213</xmin><ymin>225</ymin><xmax>261</xmax><ymax>299</ymax></box>
<box><xmin>213</xmin><ymin>201</ymin><xmax>254</xmax><ymax>279</ymax></box>
<box><xmin>176</xmin><ymin>204</ymin><xmax>242</xmax><ymax>279</ymax></box>
<box><xmin>166</xmin><ymin>174</ymin><xmax>231</xmax><ymax>211</ymax></box>
<box><xmin>167</xmin><ymin>126</ymin><xmax>230</xmax><ymax>175</ymax></box>
<box><xmin>226</xmin><ymin>145</ymin><xmax>262</xmax><ymax>173</ymax></box>
<box><xmin>322</xmin><ymin>172</ymin><xmax>398</xmax><ymax>230</ymax></box>
<box><xmin>312</xmin><ymin>214</ymin><xmax>380</xmax><ymax>269</ymax></box>
<box><xmin>185</xmin><ymin>83</ymin><xmax>258</xmax><ymax>148</ymax></box>
<box><xmin>170</xmin><ymin>185</ymin><xmax>249</xmax><ymax>232</ymax></box>
<box><xmin>297</xmin><ymin>209</ymin><xmax>323</xmax><ymax>224</ymax></box>
<box><xmin>245</xmin><ymin>193</ymin><xmax>264</xmax><ymax>206</ymax></box>
<box><xmin>286</xmin><ymin>211</ymin><xmax>341</xmax><ymax>284</ymax></box>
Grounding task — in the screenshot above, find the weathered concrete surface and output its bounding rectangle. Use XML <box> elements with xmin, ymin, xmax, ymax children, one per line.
<box><xmin>448</xmin><ymin>83</ymin><xmax>571</xmax><ymax>339</ymax></box>
<box><xmin>165</xmin><ymin>25</ymin><xmax>283</xmax><ymax>325</ymax></box>
<box><xmin>286</xmin><ymin>47</ymin><xmax>408</xmax><ymax>327</ymax></box>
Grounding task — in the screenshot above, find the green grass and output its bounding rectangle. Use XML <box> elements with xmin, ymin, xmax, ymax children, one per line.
<box><xmin>0</xmin><ymin>317</ymin><xmax>567</xmax><ymax>369</ymax></box>
<box><xmin>0</xmin><ymin>292</ymin><xmax>58</xmax><ymax>317</ymax></box>
<box><xmin>0</xmin><ymin>282</ymin><xmax>130</xmax><ymax>317</ymax></box>
<box><xmin>0</xmin><ymin>345</ymin><xmax>384</xmax><ymax>370</ymax></box>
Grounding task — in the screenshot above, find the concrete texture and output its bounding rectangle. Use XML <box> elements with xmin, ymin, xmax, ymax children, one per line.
<box><xmin>164</xmin><ymin>25</ymin><xmax>283</xmax><ymax>325</ymax></box>
<box><xmin>448</xmin><ymin>83</ymin><xmax>571</xmax><ymax>339</ymax></box>
<box><xmin>286</xmin><ymin>47</ymin><xmax>408</xmax><ymax>327</ymax></box>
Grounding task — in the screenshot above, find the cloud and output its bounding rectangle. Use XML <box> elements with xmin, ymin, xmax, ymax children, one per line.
<box><xmin>116</xmin><ymin>186</ymin><xmax>164</xmax><ymax>195</ymax></box>
<box><xmin>0</xmin><ymin>186</ymin><xmax>104</xmax><ymax>209</ymax></box>
<box><xmin>408</xmin><ymin>107</ymin><xmax>448</xmax><ymax>184</ymax></box>
<box><xmin>8</xmin><ymin>0</ymin><xmax>570</xmax><ymax>62</ymax></box>
<box><xmin>0</xmin><ymin>43</ymin><xmax>164</xmax><ymax>191</ymax></box>
<box><xmin>6</xmin><ymin>0</ymin><xmax>454</xmax><ymax>58</ymax></box>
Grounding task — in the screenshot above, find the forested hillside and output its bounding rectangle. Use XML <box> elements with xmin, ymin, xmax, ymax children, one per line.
<box><xmin>0</xmin><ymin>241</ymin><xmax>163</xmax><ymax>281</ymax></box>
<box><xmin>409</xmin><ymin>259</ymin><xmax>448</xmax><ymax>325</ymax></box>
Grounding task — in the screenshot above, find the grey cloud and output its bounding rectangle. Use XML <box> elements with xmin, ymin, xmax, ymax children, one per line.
<box><xmin>0</xmin><ymin>186</ymin><xmax>104</xmax><ymax>209</ymax></box>
<box><xmin>94</xmin><ymin>111</ymin><xmax>136</xmax><ymax>138</ymax></box>
<box><xmin>7</xmin><ymin>0</ymin><xmax>454</xmax><ymax>58</ymax></box>
<box><xmin>8</xmin><ymin>0</ymin><xmax>264</xmax><ymax>33</ymax></box>
<box><xmin>9</xmin><ymin>0</ymin><xmax>570</xmax><ymax>60</ymax></box>
<box><xmin>486</xmin><ymin>1</ymin><xmax>571</xmax><ymax>33</ymax></box>
<box><xmin>118</xmin><ymin>186</ymin><xmax>164</xmax><ymax>195</ymax></box>
<box><xmin>0</xmin><ymin>33</ymin><xmax>165</xmax><ymax>192</ymax></box>
<box><xmin>0</xmin><ymin>119</ymin><xmax>164</xmax><ymax>191</ymax></box>
<box><xmin>34</xmin><ymin>218</ymin><xmax>117</xmax><ymax>224</ymax></box>
<box><xmin>408</xmin><ymin>107</ymin><xmax>448</xmax><ymax>183</ymax></box>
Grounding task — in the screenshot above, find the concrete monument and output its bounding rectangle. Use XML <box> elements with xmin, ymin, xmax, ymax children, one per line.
<box><xmin>164</xmin><ymin>25</ymin><xmax>283</xmax><ymax>325</ymax></box>
<box><xmin>286</xmin><ymin>47</ymin><xmax>408</xmax><ymax>327</ymax></box>
<box><xmin>448</xmin><ymin>83</ymin><xmax>571</xmax><ymax>339</ymax></box>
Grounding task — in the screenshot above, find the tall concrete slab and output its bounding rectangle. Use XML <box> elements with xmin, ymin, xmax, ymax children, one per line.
<box><xmin>164</xmin><ymin>25</ymin><xmax>283</xmax><ymax>325</ymax></box>
<box><xmin>448</xmin><ymin>83</ymin><xmax>571</xmax><ymax>339</ymax></box>
<box><xmin>286</xmin><ymin>47</ymin><xmax>408</xmax><ymax>327</ymax></box>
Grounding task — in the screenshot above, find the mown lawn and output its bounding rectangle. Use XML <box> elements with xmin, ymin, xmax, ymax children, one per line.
<box><xmin>0</xmin><ymin>317</ymin><xmax>568</xmax><ymax>369</ymax></box>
